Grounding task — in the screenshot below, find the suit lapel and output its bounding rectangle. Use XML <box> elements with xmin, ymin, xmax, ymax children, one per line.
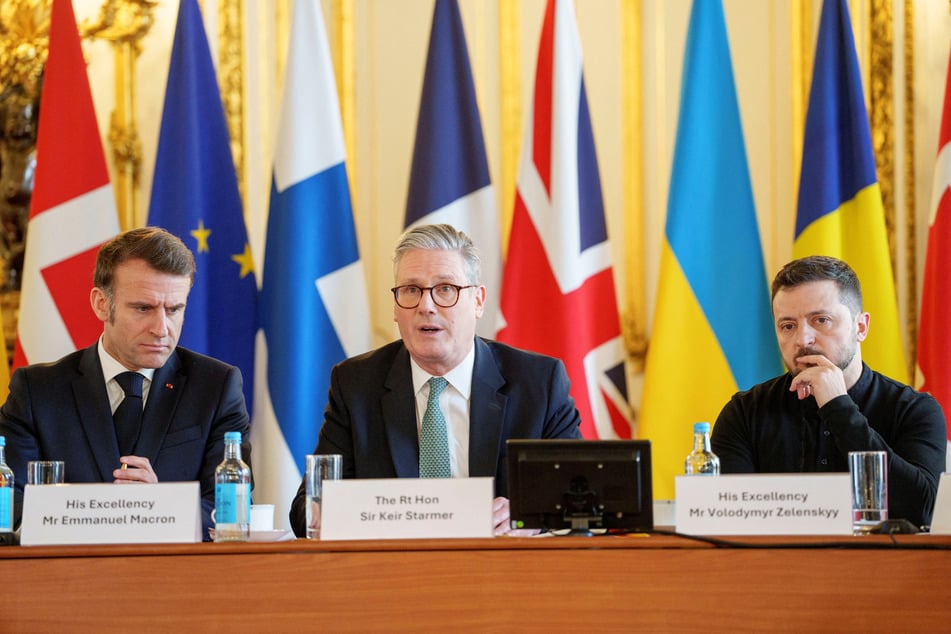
<box><xmin>382</xmin><ymin>346</ymin><xmax>421</xmax><ymax>477</ymax></box>
<box><xmin>73</xmin><ymin>345</ymin><xmax>119</xmax><ymax>481</ymax></box>
<box><xmin>135</xmin><ymin>352</ymin><xmax>185</xmax><ymax>464</ymax></box>
<box><xmin>468</xmin><ymin>338</ymin><xmax>506</xmax><ymax>478</ymax></box>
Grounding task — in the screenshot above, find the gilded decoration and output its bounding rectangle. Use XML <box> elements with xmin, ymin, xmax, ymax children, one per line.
<box><xmin>81</xmin><ymin>0</ymin><xmax>157</xmax><ymax>230</ymax></box>
<box><xmin>621</xmin><ymin>0</ymin><xmax>646</xmax><ymax>371</ymax></box>
<box><xmin>0</xmin><ymin>0</ymin><xmax>49</xmax><ymax>357</ymax></box>
<box><xmin>869</xmin><ymin>0</ymin><xmax>895</xmax><ymax>268</ymax></box>
<box><xmin>902</xmin><ymin>0</ymin><xmax>916</xmax><ymax>368</ymax></box>
<box><xmin>0</xmin><ymin>0</ymin><xmax>48</xmax><ymax>292</ymax></box>
<box><xmin>218</xmin><ymin>0</ymin><xmax>245</xmax><ymax>203</ymax></box>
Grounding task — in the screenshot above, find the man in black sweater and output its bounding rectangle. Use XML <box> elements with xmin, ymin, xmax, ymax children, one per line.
<box><xmin>712</xmin><ymin>255</ymin><xmax>946</xmax><ymax>528</ymax></box>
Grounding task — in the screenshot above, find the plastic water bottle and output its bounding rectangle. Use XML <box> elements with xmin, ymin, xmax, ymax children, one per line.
<box><xmin>685</xmin><ymin>422</ymin><xmax>720</xmax><ymax>476</ymax></box>
<box><xmin>0</xmin><ymin>436</ymin><xmax>13</xmax><ymax>534</ymax></box>
<box><xmin>214</xmin><ymin>431</ymin><xmax>250</xmax><ymax>542</ymax></box>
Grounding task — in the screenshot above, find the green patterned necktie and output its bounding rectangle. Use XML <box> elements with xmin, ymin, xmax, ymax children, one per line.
<box><xmin>419</xmin><ymin>377</ymin><xmax>451</xmax><ymax>478</ymax></box>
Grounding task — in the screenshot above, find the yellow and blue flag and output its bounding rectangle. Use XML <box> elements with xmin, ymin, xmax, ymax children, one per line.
<box><xmin>148</xmin><ymin>0</ymin><xmax>257</xmax><ymax>410</ymax></box>
<box><xmin>639</xmin><ymin>0</ymin><xmax>781</xmax><ymax>499</ymax></box>
<box><xmin>794</xmin><ymin>0</ymin><xmax>906</xmax><ymax>382</ymax></box>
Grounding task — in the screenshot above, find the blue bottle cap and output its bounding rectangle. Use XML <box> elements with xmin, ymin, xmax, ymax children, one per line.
<box><xmin>693</xmin><ymin>422</ymin><xmax>711</xmax><ymax>434</ymax></box>
<box><xmin>224</xmin><ymin>431</ymin><xmax>241</xmax><ymax>442</ymax></box>
<box><xmin>0</xmin><ymin>436</ymin><xmax>5</xmax><ymax>447</ymax></box>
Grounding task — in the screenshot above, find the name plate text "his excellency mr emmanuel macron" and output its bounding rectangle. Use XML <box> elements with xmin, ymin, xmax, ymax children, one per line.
<box><xmin>20</xmin><ymin>482</ymin><xmax>201</xmax><ymax>545</ymax></box>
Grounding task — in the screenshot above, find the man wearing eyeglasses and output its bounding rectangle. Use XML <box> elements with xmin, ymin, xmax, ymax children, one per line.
<box><xmin>289</xmin><ymin>224</ymin><xmax>582</xmax><ymax>536</ymax></box>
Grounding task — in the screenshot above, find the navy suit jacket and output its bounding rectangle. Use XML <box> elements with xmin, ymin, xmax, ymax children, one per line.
<box><xmin>0</xmin><ymin>344</ymin><xmax>251</xmax><ymax>536</ymax></box>
<box><xmin>289</xmin><ymin>337</ymin><xmax>582</xmax><ymax>535</ymax></box>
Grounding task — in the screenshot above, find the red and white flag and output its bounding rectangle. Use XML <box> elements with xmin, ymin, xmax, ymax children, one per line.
<box><xmin>13</xmin><ymin>0</ymin><xmax>120</xmax><ymax>370</ymax></box>
<box><xmin>497</xmin><ymin>0</ymin><xmax>631</xmax><ymax>439</ymax></box>
<box><xmin>917</xmin><ymin>47</ymin><xmax>951</xmax><ymax>461</ymax></box>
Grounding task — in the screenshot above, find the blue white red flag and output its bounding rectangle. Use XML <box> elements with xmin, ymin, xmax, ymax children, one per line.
<box><xmin>404</xmin><ymin>0</ymin><xmax>501</xmax><ymax>336</ymax></box>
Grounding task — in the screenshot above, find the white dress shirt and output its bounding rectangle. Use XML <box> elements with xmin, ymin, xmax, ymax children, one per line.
<box><xmin>98</xmin><ymin>338</ymin><xmax>156</xmax><ymax>414</ymax></box>
<box><xmin>410</xmin><ymin>345</ymin><xmax>475</xmax><ymax>477</ymax></box>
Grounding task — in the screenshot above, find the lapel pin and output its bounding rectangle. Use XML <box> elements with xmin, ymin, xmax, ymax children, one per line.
<box><xmin>165</xmin><ymin>383</ymin><xmax>174</xmax><ymax>390</ymax></box>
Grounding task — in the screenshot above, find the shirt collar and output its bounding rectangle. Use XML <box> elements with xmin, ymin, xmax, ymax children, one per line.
<box><xmin>410</xmin><ymin>343</ymin><xmax>475</xmax><ymax>399</ymax></box>
<box><xmin>97</xmin><ymin>337</ymin><xmax>156</xmax><ymax>383</ymax></box>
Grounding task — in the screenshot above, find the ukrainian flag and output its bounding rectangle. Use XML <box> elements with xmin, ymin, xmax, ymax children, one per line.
<box><xmin>639</xmin><ymin>0</ymin><xmax>781</xmax><ymax>500</ymax></box>
<box><xmin>794</xmin><ymin>0</ymin><xmax>907</xmax><ymax>383</ymax></box>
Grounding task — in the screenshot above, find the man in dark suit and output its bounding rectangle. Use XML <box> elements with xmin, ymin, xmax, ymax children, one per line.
<box><xmin>0</xmin><ymin>227</ymin><xmax>250</xmax><ymax>537</ymax></box>
<box><xmin>289</xmin><ymin>224</ymin><xmax>581</xmax><ymax>537</ymax></box>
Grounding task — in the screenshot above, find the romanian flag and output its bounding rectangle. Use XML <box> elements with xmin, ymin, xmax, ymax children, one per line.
<box><xmin>639</xmin><ymin>0</ymin><xmax>780</xmax><ymax>500</ymax></box>
<box><xmin>794</xmin><ymin>0</ymin><xmax>906</xmax><ymax>382</ymax></box>
<box><xmin>917</xmin><ymin>46</ymin><xmax>951</xmax><ymax>460</ymax></box>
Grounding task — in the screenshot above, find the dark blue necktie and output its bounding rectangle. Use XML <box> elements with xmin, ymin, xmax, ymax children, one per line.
<box><xmin>114</xmin><ymin>372</ymin><xmax>144</xmax><ymax>455</ymax></box>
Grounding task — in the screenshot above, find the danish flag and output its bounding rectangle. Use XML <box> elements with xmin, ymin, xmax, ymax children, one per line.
<box><xmin>13</xmin><ymin>0</ymin><xmax>119</xmax><ymax>369</ymax></box>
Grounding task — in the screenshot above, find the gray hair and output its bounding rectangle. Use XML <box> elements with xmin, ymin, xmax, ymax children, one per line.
<box><xmin>392</xmin><ymin>224</ymin><xmax>482</xmax><ymax>284</ymax></box>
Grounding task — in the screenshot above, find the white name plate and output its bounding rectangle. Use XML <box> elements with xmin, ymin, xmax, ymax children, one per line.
<box><xmin>20</xmin><ymin>482</ymin><xmax>202</xmax><ymax>545</ymax></box>
<box><xmin>675</xmin><ymin>474</ymin><xmax>852</xmax><ymax>535</ymax></box>
<box><xmin>320</xmin><ymin>477</ymin><xmax>494</xmax><ymax>540</ymax></box>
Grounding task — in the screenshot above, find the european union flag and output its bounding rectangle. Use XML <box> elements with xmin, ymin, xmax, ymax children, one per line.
<box><xmin>148</xmin><ymin>0</ymin><xmax>257</xmax><ymax>411</ymax></box>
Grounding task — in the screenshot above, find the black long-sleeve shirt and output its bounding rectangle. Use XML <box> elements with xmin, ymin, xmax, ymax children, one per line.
<box><xmin>711</xmin><ymin>364</ymin><xmax>947</xmax><ymax>527</ymax></box>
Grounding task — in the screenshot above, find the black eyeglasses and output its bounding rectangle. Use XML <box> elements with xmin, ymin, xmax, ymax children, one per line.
<box><xmin>390</xmin><ymin>284</ymin><xmax>476</xmax><ymax>308</ymax></box>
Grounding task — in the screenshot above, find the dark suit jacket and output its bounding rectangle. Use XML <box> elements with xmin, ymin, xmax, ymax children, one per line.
<box><xmin>0</xmin><ymin>344</ymin><xmax>251</xmax><ymax>537</ymax></box>
<box><xmin>289</xmin><ymin>337</ymin><xmax>582</xmax><ymax>535</ymax></box>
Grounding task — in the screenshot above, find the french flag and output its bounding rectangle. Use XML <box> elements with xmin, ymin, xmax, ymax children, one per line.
<box><xmin>498</xmin><ymin>0</ymin><xmax>631</xmax><ymax>440</ymax></box>
<box><xmin>255</xmin><ymin>0</ymin><xmax>371</xmax><ymax>529</ymax></box>
<box><xmin>404</xmin><ymin>0</ymin><xmax>501</xmax><ymax>337</ymax></box>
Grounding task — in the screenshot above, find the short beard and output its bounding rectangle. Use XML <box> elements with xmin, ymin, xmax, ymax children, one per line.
<box><xmin>792</xmin><ymin>345</ymin><xmax>855</xmax><ymax>374</ymax></box>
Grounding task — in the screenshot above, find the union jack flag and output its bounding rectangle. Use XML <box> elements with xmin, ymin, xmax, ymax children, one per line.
<box><xmin>497</xmin><ymin>0</ymin><xmax>631</xmax><ymax>439</ymax></box>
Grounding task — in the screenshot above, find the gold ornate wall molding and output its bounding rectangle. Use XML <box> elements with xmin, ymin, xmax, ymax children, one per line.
<box><xmin>498</xmin><ymin>0</ymin><xmax>520</xmax><ymax>253</ymax></box>
<box><xmin>218</xmin><ymin>0</ymin><xmax>245</xmax><ymax>207</ymax></box>
<box><xmin>869</xmin><ymin>0</ymin><xmax>896</xmax><ymax>267</ymax></box>
<box><xmin>81</xmin><ymin>0</ymin><xmax>157</xmax><ymax>230</ymax></box>
<box><xmin>0</xmin><ymin>0</ymin><xmax>48</xmax><ymax>99</ymax></box>
<box><xmin>903</xmin><ymin>0</ymin><xmax>916</xmax><ymax>371</ymax></box>
<box><xmin>791</xmin><ymin>0</ymin><xmax>812</xmax><ymax>203</ymax></box>
<box><xmin>330</xmin><ymin>0</ymin><xmax>356</xmax><ymax>209</ymax></box>
<box><xmin>79</xmin><ymin>0</ymin><xmax>158</xmax><ymax>229</ymax></box>
<box><xmin>621</xmin><ymin>0</ymin><xmax>646</xmax><ymax>371</ymax></box>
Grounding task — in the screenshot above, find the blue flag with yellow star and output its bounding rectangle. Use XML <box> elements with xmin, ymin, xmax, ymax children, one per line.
<box><xmin>148</xmin><ymin>0</ymin><xmax>256</xmax><ymax>411</ymax></box>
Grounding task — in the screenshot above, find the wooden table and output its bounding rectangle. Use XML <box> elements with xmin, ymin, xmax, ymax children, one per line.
<box><xmin>2</xmin><ymin>534</ymin><xmax>949</xmax><ymax>631</ymax></box>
